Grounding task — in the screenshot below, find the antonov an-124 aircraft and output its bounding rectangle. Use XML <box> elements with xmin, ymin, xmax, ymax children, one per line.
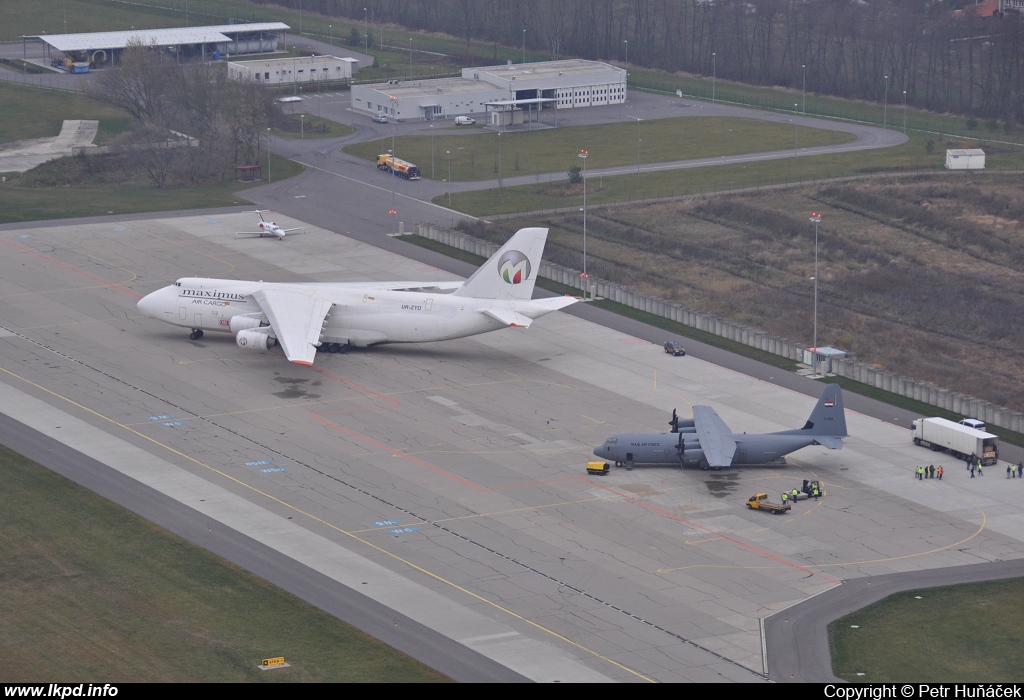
<box><xmin>137</xmin><ymin>227</ymin><xmax>578</xmax><ymax>366</ymax></box>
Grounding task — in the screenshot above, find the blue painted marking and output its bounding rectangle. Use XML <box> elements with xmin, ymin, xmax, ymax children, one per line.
<box><xmin>389</xmin><ymin>527</ymin><xmax>419</xmax><ymax>535</ymax></box>
<box><xmin>245</xmin><ymin>459</ymin><xmax>274</xmax><ymax>467</ymax></box>
<box><xmin>259</xmin><ymin>467</ymin><xmax>287</xmax><ymax>473</ymax></box>
<box><xmin>113</xmin><ymin>226</ymin><xmax>126</xmax><ymax>231</ymax></box>
<box><xmin>373</xmin><ymin>520</ymin><xmax>402</xmax><ymax>527</ymax></box>
<box><xmin>206</xmin><ymin>219</ymin><xmax>220</xmax><ymax>224</ymax></box>
<box><xmin>161</xmin><ymin>421</ymin><xmax>189</xmax><ymax>427</ymax></box>
<box><xmin>148</xmin><ymin>414</ymin><xmax>174</xmax><ymax>421</ymax></box>
<box><xmin>17</xmin><ymin>234</ymin><xmax>31</xmax><ymax>239</ymax></box>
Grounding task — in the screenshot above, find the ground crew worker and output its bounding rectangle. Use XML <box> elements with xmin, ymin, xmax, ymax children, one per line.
<box><xmin>929</xmin><ymin>464</ymin><xmax>935</xmax><ymax>479</ymax></box>
<box><xmin>812</xmin><ymin>483</ymin><xmax>820</xmax><ymax>499</ymax></box>
<box><xmin>937</xmin><ymin>466</ymin><xmax>943</xmax><ymax>480</ymax></box>
<box><xmin>792</xmin><ymin>488</ymin><xmax>800</xmax><ymax>502</ymax></box>
<box><xmin>969</xmin><ymin>452</ymin><xmax>978</xmax><ymax>469</ymax></box>
<box><xmin>781</xmin><ymin>492</ymin><xmax>789</xmax><ymax>507</ymax></box>
<box><xmin>970</xmin><ymin>462</ymin><xmax>976</xmax><ymax>478</ymax></box>
<box><xmin>1009</xmin><ymin>464</ymin><xmax>1012</xmax><ymax>479</ymax></box>
<box><xmin>977</xmin><ymin>460</ymin><xmax>984</xmax><ymax>476</ymax></box>
<box><xmin>916</xmin><ymin>466</ymin><xmax>924</xmax><ymax>480</ymax></box>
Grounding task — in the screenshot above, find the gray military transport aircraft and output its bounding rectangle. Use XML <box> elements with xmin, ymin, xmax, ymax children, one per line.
<box><xmin>594</xmin><ymin>384</ymin><xmax>847</xmax><ymax>470</ymax></box>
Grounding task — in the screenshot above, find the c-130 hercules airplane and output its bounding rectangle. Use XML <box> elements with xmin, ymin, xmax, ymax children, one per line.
<box><xmin>594</xmin><ymin>384</ymin><xmax>848</xmax><ymax>470</ymax></box>
<box><xmin>137</xmin><ymin>227</ymin><xmax>577</xmax><ymax>366</ymax></box>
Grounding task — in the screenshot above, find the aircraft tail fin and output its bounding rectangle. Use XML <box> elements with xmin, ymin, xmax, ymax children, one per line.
<box><xmin>798</xmin><ymin>383</ymin><xmax>848</xmax><ymax>440</ymax></box>
<box><xmin>453</xmin><ymin>227</ymin><xmax>548</xmax><ymax>301</ymax></box>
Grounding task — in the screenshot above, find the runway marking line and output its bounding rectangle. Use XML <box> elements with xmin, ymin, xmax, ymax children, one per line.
<box><xmin>0</xmin><ymin>363</ymin><xmax>653</xmax><ymax>683</ymax></box>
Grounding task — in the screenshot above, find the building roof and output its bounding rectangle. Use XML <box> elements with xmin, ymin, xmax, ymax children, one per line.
<box><xmin>362</xmin><ymin>76</ymin><xmax>500</xmax><ymax>99</ymax></box>
<box><xmin>472</xmin><ymin>59</ymin><xmax>621</xmax><ymax>82</ymax></box>
<box><xmin>29</xmin><ymin>23</ymin><xmax>289</xmax><ymax>53</ymax></box>
<box><xmin>947</xmin><ymin>148</ymin><xmax>986</xmax><ymax>156</ymax></box>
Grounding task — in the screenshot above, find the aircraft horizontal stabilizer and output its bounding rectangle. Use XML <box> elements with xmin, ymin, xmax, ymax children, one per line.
<box><xmin>483</xmin><ymin>308</ymin><xmax>533</xmax><ymax>328</ymax></box>
<box><xmin>813</xmin><ymin>436</ymin><xmax>844</xmax><ymax>450</ymax></box>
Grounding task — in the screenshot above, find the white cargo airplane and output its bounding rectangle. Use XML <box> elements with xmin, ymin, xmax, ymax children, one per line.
<box><xmin>137</xmin><ymin>227</ymin><xmax>577</xmax><ymax>366</ymax></box>
<box><xmin>235</xmin><ymin>210</ymin><xmax>304</xmax><ymax>239</ymax></box>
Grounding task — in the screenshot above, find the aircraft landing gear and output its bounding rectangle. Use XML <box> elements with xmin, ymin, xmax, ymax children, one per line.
<box><xmin>614</xmin><ymin>461</ymin><xmax>623</xmax><ymax>468</ymax></box>
<box><xmin>189</xmin><ymin>329</ymin><xmax>204</xmax><ymax>340</ymax></box>
<box><xmin>625</xmin><ymin>461</ymin><xmax>633</xmax><ymax>471</ymax></box>
<box><xmin>322</xmin><ymin>342</ymin><xmax>352</xmax><ymax>354</ymax></box>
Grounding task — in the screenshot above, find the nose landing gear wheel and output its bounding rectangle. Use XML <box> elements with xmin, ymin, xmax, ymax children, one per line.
<box><xmin>189</xmin><ymin>329</ymin><xmax>204</xmax><ymax>340</ymax></box>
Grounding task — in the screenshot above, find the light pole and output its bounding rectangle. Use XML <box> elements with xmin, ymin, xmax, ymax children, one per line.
<box><xmin>883</xmin><ymin>74</ymin><xmax>889</xmax><ymax>129</ymax></box>
<box><xmin>409</xmin><ymin>38</ymin><xmax>412</xmax><ymax>78</ymax></box>
<box><xmin>629</xmin><ymin>116</ymin><xmax>642</xmax><ymax>173</ymax></box>
<box><xmin>430</xmin><ymin>124</ymin><xmax>434</xmax><ymax>179</ymax></box>
<box><xmin>578</xmin><ymin>149</ymin><xmax>589</xmax><ymax>299</ymax></box>
<box><xmin>329</xmin><ymin>24</ymin><xmax>332</xmax><ymax>46</ymax></box>
<box><xmin>810</xmin><ymin>212</ymin><xmax>821</xmax><ymax>377</ymax></box>
<box><xmin>446</xmin><ymin>150</ymin><xmax>452</xmax><ymax>207</ymax></box>
<box><xmin>624</xmin><ymin>39</ymin><xmax>628</xmax><ymax>82</ymax></box>
<box><xmin>522</xmin><ymin>29</ymin><xmax>526</xmax><ymax>63</ymax></box>
<box><xmin>266</xmin><ymin>127</ymin><xmax>271</xmax><ymax>183</ymax></box>
<box><xmin>299</xmin><ymin>0</ymin><xmax>303</xmax><ymax>36</ymax></box>
<box><xmin>364</xmin><ymin>7</ymin><xmax>368</xmax><ymax>53</ymax></box>
<box><xmin>712</xmin><ymin>52</ymin><xmax>717</xmax><ymax>103</ymax></box>
<box><xmin>903</xmin><ymin>89</ymin><xmax>907</xmax><ymax>134</ymax></box>
<box><xmin>802</xmin><ymin>64</ymin><xmax>806</xmax><ymax>113</ymax></box>
<box><xmin>300</xmin><ymin>114</ymin><xmax>304</xmax><ymax>139</ymax></box>
<box><xmin>497</xmin><ymin>131</ymin><xmax>502</xmax><ymax>193</ymax></box>
<box><xmin>794</xmin><ymin>104</ymin><xmax>798</xmax><ymax>153</ymax></box>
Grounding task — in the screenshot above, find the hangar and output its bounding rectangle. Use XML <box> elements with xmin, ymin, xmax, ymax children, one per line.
<box><xmin>21</xmin><ymin>23</ymin><xmax>290</xmax><ymax>69</ymax></box>
<box><xmin>350</xmin><ymin>58</ymin><xmax>625</xmax><ymax>122</ymax></box>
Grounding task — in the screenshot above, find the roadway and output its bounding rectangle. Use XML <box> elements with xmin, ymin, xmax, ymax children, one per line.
<box><xmin>2</xmin><ymin>212</ymin><xmax>1024</xmax><ymax>683</ymax></box>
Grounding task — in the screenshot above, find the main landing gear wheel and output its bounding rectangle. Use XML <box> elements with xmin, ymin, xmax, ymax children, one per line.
<box><xmin>614</xmin><ymin>461</ymin><xmax>623</xmax><ymax>468</ymax></box>
<box><xmin>189</xmin><ymin>329</ymin><xmax>204</xmax><ymax>340</ymax></box>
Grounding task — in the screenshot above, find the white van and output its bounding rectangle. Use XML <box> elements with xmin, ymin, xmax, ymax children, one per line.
<box><xmin>959</xmin><ymin>418</ymin><xmax>986</xmax><ymax>432</ymax></box>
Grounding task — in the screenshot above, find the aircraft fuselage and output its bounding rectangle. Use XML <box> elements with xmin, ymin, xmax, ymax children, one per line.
<box><xmin>595</xmin><ymin>431</ymin><xmax>823</xmax><ymax>468</ymax></box>
<box><xmin>138</xmin><ymin>277</ymin><xmax>561</xmax><ymax>347</ymax></box>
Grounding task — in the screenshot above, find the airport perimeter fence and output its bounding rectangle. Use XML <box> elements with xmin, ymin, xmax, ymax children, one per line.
<box><xmin>415</xmin><ymin>223</ymin><xmax>1024</xmax><ymax>434</ymax></box>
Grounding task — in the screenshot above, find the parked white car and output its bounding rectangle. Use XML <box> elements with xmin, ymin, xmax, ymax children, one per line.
<box><xmin>372</xmin><ymin>113</ymin><xmax>389</xmax><ymax>123</ymax></box>
<box><xmin>454</xmin><ymin>116</ymin><xmax>476</xmax><ymax>125</ymax></box>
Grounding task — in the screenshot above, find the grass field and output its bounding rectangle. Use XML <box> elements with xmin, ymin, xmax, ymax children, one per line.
<box><xmin>829</xmin><ymin>579</ymin><xmax>1024</xmax><ymax>682</ymax></box>
<box><xmin>437</xmin><ymin>130</ymin><xmax>1024</xmax><ymax>217</ymax></box>
<box><xmin>0</xmin><ymin>82</ymin><xmax>134</xmax><ymax>145</ymax></box>
<box><xmin>345</xmin><ymin>116</ymin><xmax>855</xmax><ymax>183</ymax></box>
<box><xmin>0</xmin><ymin>444</ymin><xmax>450</xmax><ymax>682</ymax></box>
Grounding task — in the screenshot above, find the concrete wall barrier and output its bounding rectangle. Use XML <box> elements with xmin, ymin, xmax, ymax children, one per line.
<box><xmin>414</xmin><ymin>224</ymin><xmax>1024</xmax><ymax>433</ymax></box>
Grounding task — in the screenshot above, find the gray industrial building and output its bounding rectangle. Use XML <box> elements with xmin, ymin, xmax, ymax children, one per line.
<box><xmin>228</xmin><ymin>55</ymin><xmax>359</xmax><ymax>85</ymax></box>
<box><xmin>351</xmin><ymin>59</ymin><xmax>625</xmax><ymax>123</ymax></box>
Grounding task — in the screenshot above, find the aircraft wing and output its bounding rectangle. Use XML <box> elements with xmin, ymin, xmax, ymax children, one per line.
<box><xmin>692</xmin><ymin>405</ymin><xmax>737</xmax><ymax>468</ymax></box>
<box><xmin>282</xmin><ymin>227</ymin><xmax>304</xmax><ymax>233</ymax></box>
<box><xmin>252</xmin><ymin>288</ymin><xmax>332</xmax><ymax>366</ymax></box>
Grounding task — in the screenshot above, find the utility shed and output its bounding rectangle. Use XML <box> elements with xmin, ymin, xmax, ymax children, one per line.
<box><xmin>945</xmin><ymin>148</ymin><xmax>985</xmax><ymax>170</ymax></box>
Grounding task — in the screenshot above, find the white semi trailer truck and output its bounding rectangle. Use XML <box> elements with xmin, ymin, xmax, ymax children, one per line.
<box><xmin>911</xmin><ymin>417</ymin><xmax>998</xmax><ymax>465</ymax></box>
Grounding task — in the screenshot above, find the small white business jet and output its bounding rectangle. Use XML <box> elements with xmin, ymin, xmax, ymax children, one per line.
<box><xmin>235</xmin><ymin>210</ymin><xmax>304</xmax><ymax>240</ymax></box>
<box><xmin>137</xmin><ymin>227</ymin><xmax>578</xmax><ymax>366</ymax></box>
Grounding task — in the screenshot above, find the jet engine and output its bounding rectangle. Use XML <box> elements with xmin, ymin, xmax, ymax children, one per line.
<box><xmin>229</xmin><ymin>313</ymin><xmax>267</xmax><ymax>334</ymax></box>
<box><xmin>235</xmin><ymin>327</ymin><xmax>276</xmax><ymax>352</ymax></box>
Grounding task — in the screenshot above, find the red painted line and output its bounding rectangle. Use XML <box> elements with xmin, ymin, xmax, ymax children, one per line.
<box><xmin>489</xmin><ymin>475</ymin><xmax>586</xmax><ymax>490</ymax></box>
<box><xmin>311</xmin><ymin>414</ymin><xmax>487</xmax><ymax>491</ymax></box>
<box><xmin>306</xmin><ymin>365</ymin><xmax>401</xmax><ymax>407</ymax></box>
<box><xmin>583</xmin><ymin>477</ymin><xmax>839</xmax><ymax>584</ymax></box>
<box><xmin>0</xmin><ymin>237</ymin><xmax>141</xmax><ymax>298</ymax></box>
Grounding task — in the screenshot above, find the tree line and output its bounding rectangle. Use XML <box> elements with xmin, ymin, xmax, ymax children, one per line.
<box><xmin>88</xmin><ymin>42</ymin><xmax>273</xmax><ymax>188</ymax></box>
<box><xmin>256</xmin><ymin>0</ymin><xmax>1024</xmax><ymax>121</ymax></box>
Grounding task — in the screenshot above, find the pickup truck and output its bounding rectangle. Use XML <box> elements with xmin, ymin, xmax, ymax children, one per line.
<box><xmin>745</xmin><ymin>492</ymin><xmax>792</xmax><ymax>514</ymax></box>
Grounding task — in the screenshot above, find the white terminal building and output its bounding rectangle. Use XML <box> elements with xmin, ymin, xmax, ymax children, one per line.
<box><xmin>351</xmin><ymin>59</ymin><xmax>626</xmax><ymax>123</ymax></box>
<box><xmin>228</xmin><ymin>55</ymin><xmax>360</xmax><ymax>85</ymax></box>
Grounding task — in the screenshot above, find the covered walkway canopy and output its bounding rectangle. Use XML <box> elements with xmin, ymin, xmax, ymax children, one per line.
<box><xmin>22</xmin><ymin>23</ymin><xmax>290</xmax><ymax>65</ymax></box>
<box><xmin>483</xmin><ymin>97</ymin><xmax>558</xmax><ymax>128</ymax></box>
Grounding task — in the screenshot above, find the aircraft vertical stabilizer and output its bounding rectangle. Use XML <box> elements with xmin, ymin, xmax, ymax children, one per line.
<box><xmin>454</xmin><ymin>227</ymin><xmax>548</xmax><ymax>301</ymax></box>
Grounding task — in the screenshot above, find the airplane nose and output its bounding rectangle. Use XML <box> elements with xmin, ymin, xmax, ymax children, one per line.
<box><xmin>137</xmin><ymin>289</ymin><xmax>166</xmax><ymax>318</ymax></box>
